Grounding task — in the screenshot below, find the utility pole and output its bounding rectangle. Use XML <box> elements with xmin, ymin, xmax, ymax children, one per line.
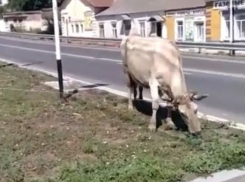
<box><xmin>52</xmin><ymin>0</ymin><xmax>64</xmax><ymax>98</ymax></box>
<box><xmin>229</xmin><ymin>0</ymin><xmax>235</xmax><ymax>55</ymax></box>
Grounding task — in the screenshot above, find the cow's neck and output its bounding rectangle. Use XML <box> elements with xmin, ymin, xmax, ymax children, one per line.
<box><xmin>170</xmin><ymin>69</ymin><xmax>188</xmax><ymax>98</ymax></box>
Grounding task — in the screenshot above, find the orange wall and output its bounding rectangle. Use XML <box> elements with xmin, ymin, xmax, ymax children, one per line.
<box><xmin>206</xmin><ymin>2</ymin><xmax>221</xmax><ymax>41</ymax></box>
<box><xmin>165</xmin><ymin>16</ymin><xmax>175</xmax><ymax>40</ymax></box>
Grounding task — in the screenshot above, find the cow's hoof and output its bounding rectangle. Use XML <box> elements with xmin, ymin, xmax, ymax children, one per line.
<box><xmin>148</xmin><ymin>124</ymin><xmax>156</xmax><ymax>132</ymax></box>
<box><xmin>165</xmin><ymin>119</ymin><xmax>176</xmax><ymax>129</ymax></box>
<box><xmin>128</xmin><ymin>105</ymin><xmax>134</xmax><ymax>110</ymax></box>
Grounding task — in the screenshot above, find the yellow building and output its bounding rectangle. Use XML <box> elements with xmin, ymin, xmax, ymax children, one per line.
<box><xmin>165</xmin><ymin>8</ymin><xmax>206</xmax><ymax>42</ymax></box>
<box><xmin>207</xmin><ymin>0</ymin><xmax>245</xmax><ymax>42</ymax></box>
<box><xmin>164</xmin><ymin>0</ymin><xmax>245</xmax><ymax>42</ymax></box>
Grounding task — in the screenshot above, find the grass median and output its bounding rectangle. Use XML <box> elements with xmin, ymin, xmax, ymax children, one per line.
<box><xmin>1</xmin><ymin>62</ymin><xmax>245</xmax><ymax>182</ymax></box>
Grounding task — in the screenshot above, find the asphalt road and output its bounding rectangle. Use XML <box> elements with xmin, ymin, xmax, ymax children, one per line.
<box><xmin>0</xmin><ymin>36</ymin><xmax>245</xmax><ymax>124</ymax></box>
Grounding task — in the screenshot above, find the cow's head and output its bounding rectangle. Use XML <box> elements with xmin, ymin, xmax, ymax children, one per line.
<box><xmin>174</xmin><ymin>92</ymin><xmax>208</xmax><ymax>134</ymax></box>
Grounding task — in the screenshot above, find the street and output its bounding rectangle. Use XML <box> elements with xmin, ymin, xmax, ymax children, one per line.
<box><xmin>0</xmin><ymin>36</ymin><xmax>245</xmax><ymax>124</ymax></box>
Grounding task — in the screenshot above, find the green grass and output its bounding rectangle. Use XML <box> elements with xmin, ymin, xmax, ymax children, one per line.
<box><xmin>0</xmin><ymin>63</ymin><xmax>245</xmax><ymax>182</ymax></box>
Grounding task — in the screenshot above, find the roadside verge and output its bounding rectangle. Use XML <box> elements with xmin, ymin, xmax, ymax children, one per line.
<box><xmin>1</xmin><ymin>60</ymin><xmax>245</xmax><ymax>182</ymax></box>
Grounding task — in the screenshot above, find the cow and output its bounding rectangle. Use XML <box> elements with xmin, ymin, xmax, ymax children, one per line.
<box><xmin>120</xmin><ymin>35</ymin><xmax>208</xmax><ymax>134</ymax></box>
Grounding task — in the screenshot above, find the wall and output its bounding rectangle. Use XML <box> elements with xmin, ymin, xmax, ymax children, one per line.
<box><xmin>4</xmin><ymin>13</ymin><xmax>46</xmax><ymax>32</ymax></box>
<box><xmin>166</xmin><ymin>8</ymin><xmax>206</xmax><ymax>42</ymax></box>
<box><xmin>206</xmin><ymin>1</ymin><xmax>221</xmax><ymax>41</ymax></box>
<box><xmin>165</xmin><ymin>16</ymin><xmax>175</xmax><ymax>40</ymax></box>
<box><xmin>61</xmin><ymin>0</ymin><xmax>102</xmax><ymax>37</ymax></box>
<box><xmin>0</xmin><ymin>19</ymin><xmax>9</xmax><ymax>31</ymax></box>
<box><xmin>96</xmin><ymin>11</ymin><xmax>166</xmax><ymax>39</ymax></box>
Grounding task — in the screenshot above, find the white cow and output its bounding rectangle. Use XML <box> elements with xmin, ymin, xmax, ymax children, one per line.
<box><xmin>120</xmin><ymin>35</ymin><xmax>208</xmax><ymax>134</ymax></box>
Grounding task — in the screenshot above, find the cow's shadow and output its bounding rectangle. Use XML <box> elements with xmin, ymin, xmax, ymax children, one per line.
<box><xmin>132</xmin><ymin>99</ymin><xmax>188</xmax><ymax>131</ymax></box>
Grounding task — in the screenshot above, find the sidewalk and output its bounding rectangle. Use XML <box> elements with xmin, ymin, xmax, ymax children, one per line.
<box><xmin>189</xmin><ymin>169</ymin><xmax>245</xmax><ymax>182</ymax></box>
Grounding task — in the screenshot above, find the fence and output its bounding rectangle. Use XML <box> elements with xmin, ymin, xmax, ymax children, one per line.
<box><xmin>1</xmin><ymin>32</ymin><xmax>245</xmax><ymax>56</ymax></box>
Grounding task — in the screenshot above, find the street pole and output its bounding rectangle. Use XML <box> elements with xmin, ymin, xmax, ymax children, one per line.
<box><xmin>229</xmin><ymin>0</ymin><xmax>234</xmax><ymax>55</ymax></box>
<box><xmin>52</xmin><ymin>0</ymin><xmax>64</xmax><ymax>98</ymax></box>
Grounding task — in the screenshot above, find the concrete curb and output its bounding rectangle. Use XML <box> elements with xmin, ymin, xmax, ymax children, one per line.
<box><xmin>1</xmin><ymin>58</ymin><xmax>245</xmax><ymax>182</ymax></box>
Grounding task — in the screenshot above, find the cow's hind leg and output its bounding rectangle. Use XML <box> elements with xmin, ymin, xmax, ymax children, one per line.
<box><xmin>138</xmin><ymin>85</ymin><xmax>143</xmax><ymax>100</ymax></box>
<box><xmin>149</xmin><ymin>79</ymin><xmax>159</xmax><ymax>132</ymax></box>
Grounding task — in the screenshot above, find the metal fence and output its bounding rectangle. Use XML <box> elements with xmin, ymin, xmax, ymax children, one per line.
<box><xmin>1</xmin><ymin>32</ymin><xmax>245</xmax><ymax>55</ymax></box>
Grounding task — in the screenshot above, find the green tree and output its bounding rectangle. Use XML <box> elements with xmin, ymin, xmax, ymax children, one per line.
<box><xmin>6</xmin><ymin>0</ymin><xmax>63</xmax><ymax>11</ymax></box>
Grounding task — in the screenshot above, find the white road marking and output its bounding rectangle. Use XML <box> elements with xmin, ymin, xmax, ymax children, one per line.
<box><xmin>183</xmin><ymin>55</ymin><xmax>245</xmax><ymax>64</ymax></box>
<box><xmin>1</xmin><ymin>36</ymin><xmax>245</xmax><ymax>64</ymax></box>
<box><xmin>1</xmin><ymin>43</ymin><xmax>244</xmax><ymax>79</ymax></box>
<box><xmin>184</xmin><ymin>68</ymin><xmax>245</xmax><ymax>79</ymax></box>
<box><xmin>1</xmin><ymin>57</ymin><xmax>245</xmax><ymax>131</ymax></box>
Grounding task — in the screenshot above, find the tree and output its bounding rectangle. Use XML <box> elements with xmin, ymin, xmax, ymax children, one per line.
<box><xmin>6</xmin><ymin>0</ymin><xmax>64</xmax><ymax>11</ymax></box>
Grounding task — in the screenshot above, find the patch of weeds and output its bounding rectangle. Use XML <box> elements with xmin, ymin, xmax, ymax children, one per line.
<box><xmin>1</xmin><ymin>62</ymin><xmax>245</xmax><ymax>182</ymax></box>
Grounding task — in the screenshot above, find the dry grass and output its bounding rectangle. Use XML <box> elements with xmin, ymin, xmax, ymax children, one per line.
<box><xmin>0</xmin><ymin>63</ymin><xmax>245</xmax><ymax>182</ymax></box>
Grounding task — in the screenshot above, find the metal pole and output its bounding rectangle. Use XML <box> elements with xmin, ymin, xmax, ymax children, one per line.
<box><xmin>229</xmin><ymin>0</ymin><xmax>235</xmax><ymax>55</ymax></box>
<box><xmin>52</xmin><ymin>0</ymin><xmax>64</xmax><ymax>98</ymax></box>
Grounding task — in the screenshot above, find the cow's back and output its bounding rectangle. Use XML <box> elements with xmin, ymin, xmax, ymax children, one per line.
<box><xmin>123</xmin><ymin>36</ymin><xmax>182</xmax><ymax>86</ymax></box>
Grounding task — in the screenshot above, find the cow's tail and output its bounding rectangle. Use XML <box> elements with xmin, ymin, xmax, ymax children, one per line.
<box><xmin>122</xmin><ymin>35</ymin><xmax>129</xmax><ymax>70</ymax></box>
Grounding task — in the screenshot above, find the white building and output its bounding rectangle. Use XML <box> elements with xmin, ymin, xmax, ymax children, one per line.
<box><xmin>0</xmin><ymin>0</ymin><xmax>8</xmax><ymax>6</ymax></box>
<box><xmin>95</xmin><ymin>0</ymin><xmax>167</xmax><ymax>39</ymax></box>
<box><xmin>95</xmin><ymin>0</ymin><xmax>206</xmax><ymax>41</ymax></box>
<box><xmin>0</xmin><ymin>0</ymin><xmax>9</xmax><ymax>32</ymax></box>
<box><xmin>213</xmin><ymin>0</ymin><xmax>245</xmax><ymax>41</ymax></box>
<box><xmin>60</xmin><ymin>0</ymin><xmax>112</xmax><ymax>37</ymax></box>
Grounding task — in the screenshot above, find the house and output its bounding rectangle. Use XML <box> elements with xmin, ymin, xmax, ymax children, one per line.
<box><xmin>3</xmin><ymin>9</ymin><xmax>57</xmax><ymax>33</ymax></box>
<box><xmin>95</xmin><ymin>0</ymin><xmax>167</xmax><ymax>39</ymax></box>
<box><xmin>60</xmin><ymin>0</ymin><xmax>113</xmax><ymax>37</ymax></box>
<box><xmin>95</xmin><ymin>0</ymin><xmax>207</xmax><ymax>42</ymax></box>
<box><xmin>206</xmin><ymin>0</ymin><xmax>245</xmax><ymax>42</ymax></box>
<box><xmin>0</xmin><ymin>0</ymin><xmax>9</xmax><ymax>32</ymax></box>
<box><xmin>164</xmin><ymin>0</ymin><xmax>206</xmax><ymax>42</ymax></box>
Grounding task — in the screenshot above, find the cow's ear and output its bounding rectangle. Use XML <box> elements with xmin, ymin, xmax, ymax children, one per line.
<box><xmin>193</xmin><ymin>94</ymin><xmax>209</xmax><ymax>101</ymax></box>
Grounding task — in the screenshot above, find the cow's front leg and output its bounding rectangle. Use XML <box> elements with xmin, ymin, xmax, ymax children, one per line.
<box><xmin>164</xmin><ymin>102</ymin><xmax>176</xmax><ymax>130</ymax></box>
<box><xmin>149</xmin><ymin>79</ymin><xmax>159</xmax><ymax>132</ymax></box>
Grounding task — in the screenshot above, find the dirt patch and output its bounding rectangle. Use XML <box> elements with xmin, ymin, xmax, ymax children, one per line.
<box><xmin>1</xmin><ymin>63</ymin><xmax>245</xmax><ymax>182</ymax></box>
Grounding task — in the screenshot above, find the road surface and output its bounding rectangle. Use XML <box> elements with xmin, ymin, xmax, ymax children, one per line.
<box><xmin>0</xmin><ymin>36</ymin><xmax>245</xmax><ymax>124</ymax></box>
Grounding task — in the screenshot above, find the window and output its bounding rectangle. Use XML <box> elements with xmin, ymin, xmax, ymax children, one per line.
<box><xmin>111</xmin><ymin>22</ymin><xmax>117</xmax><ymax>38</ymax></box>
<box><xmin>76</xmin><ymin>24</ymin><xmax>79</xmax><ymax>33</ymax></box>
<box><xmin>195</xmin><ymin>22</ymin><xmax>204</xmax><ymax>41</ymax></box>
<box><xmin>80</xmin><ymin>24</ymin><xmax>83</xmax><ymax>32</ymax></box>
<box><xmin>236</xmin><ymin>14</ymin><xmax>245</xmax><ymax>39</ymax></box>
<box><xmin>68</xmin><ymin>17</ymin><xmax>71</xmax><ymax>23</ymax></box>
<box><xmin>224</xmin><ymin>16</ymin><xmax>230</xmax><ymax>39</ymax></box>
<box><xmin>139</xmin><ymin>21</ymin><xmax>145</xmax><ymax>37</ymax></box>
<box><xmin>71</xmin><ymin>25</ymin><xmax>74</xmax><ymax>33</ymax></box>
<box><xmin>99</xmin><ymin>23</ymin><xmax>105</xmax><ymax>38</ymax></box>
<box><xmin>176</xmin><ymin>21</ymin><xmax>184</xmax><ymax>40</ymax></box>
<box><xmin>62</xmin><ymin>17</ymin><xmax>65</xmax><ymax>23</ymax></box>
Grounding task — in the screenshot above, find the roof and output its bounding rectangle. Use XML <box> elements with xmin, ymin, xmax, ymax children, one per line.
<box><xmin>96</xmin><ymin>0</ymin><xmax>206</xmax><ymax>17</ymax></box>
<box><xmin>86</xmin><ymin>0</ymin><xmax>113</xmax><ymax>7</ymax></box>
<box><xmin>60</xmin><ymin>0</ymin><xmax>113</xmax><ymax>8</ymax></box>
